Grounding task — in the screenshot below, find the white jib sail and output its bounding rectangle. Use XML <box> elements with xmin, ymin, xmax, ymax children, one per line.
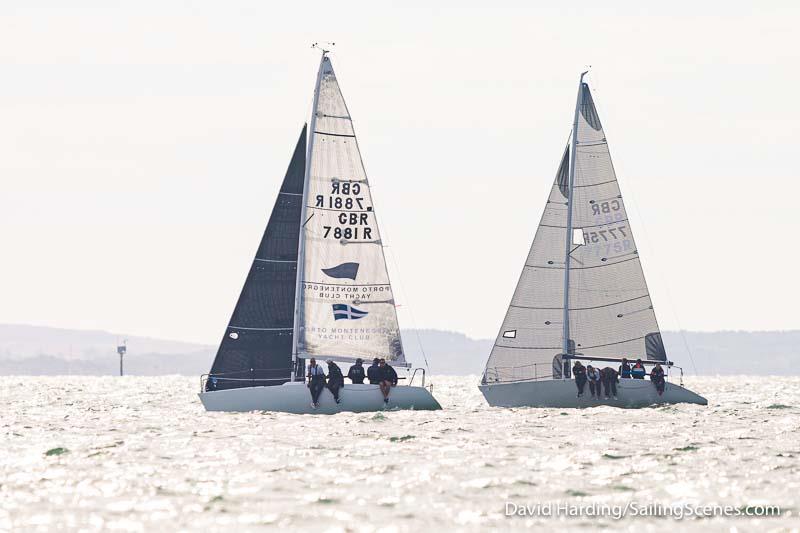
<box><xmin>295</xmin><ymin>54</ymin><xmax>406</xmax><ymax>367</ymax></box>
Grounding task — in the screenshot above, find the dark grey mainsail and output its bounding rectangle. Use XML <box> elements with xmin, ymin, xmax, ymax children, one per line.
<box><xmin>207</xmin><ymin>125</ymin><xmax>307</xmax><ymax>390</ymax></box>
<box><xmin>483</xmin><ymin>80</ymin><xmax>666</xmax><ymax>385</ymax></box>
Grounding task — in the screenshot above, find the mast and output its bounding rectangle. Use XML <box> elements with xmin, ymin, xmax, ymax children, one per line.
<box><xmin>291</xmin><ymin>49</ymin><xmax>327</xmax><ymax>381</ymax></box>
<box><xmin>561</xmin><ymin>71</ymin><xmax>587</xmax><ymax>376</ymax></box>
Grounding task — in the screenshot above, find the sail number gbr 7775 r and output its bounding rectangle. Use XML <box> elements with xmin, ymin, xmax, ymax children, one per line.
<box><xmin>315</xmin><ymin>181</ymin><xmax>374</xmax><ymax>241</ymax></box>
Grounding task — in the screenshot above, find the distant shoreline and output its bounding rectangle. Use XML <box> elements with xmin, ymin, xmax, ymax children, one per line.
<box><xmin>1</xmin><ymin>324</ymin><xmax>798</xmax><ymax>376</ymax></box>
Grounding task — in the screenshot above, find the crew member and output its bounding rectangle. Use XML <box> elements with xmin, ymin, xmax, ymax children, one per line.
<box><xmin>347</xmin><ymin>358</ymin><xmax>366</xmax><ymax>384</ymax></box>
<box><xmin>307</xmin><ymin>358</ymin><xmax>326</xmax><ymax>409</ymax></box>
<box><xmin>619</xmin><ymin>358</ymin><xmax>632</xmax><ymax>379</ymax></box>
<box><xmin>650</xmin><ymin>363</ymin><xmax>666</xmax><ymax>396</ymax></box>
<box><xmin>600</xmin><ymin>366</ymin><xmax>619</xmax><ymax>400</ymax></box>
<box><xmin>631</xmin><ymin>359</ymin><xmax>646</xmax><ymax>379</ymax></box>
<box><xmin>326</xmin><ymin>360</ymin><xmax>344</xmax><ymax>404</ymax></box>
<box><xmin>378</xmin><ymin>358</ymin><xmax>398</xmax><ymax>405</ymax></box>
<box><xmin>587</xmin><ymin>365</ymin><xmax>601</xmax><ymax>399</ymax></box>
<box><xmin>367</xmin><ymin>358</ymin><xmax>381</xmax><ymax>384</ymax></box>
<box><xmin>572</xmin><ymin>360</ymin><xmax>587</xmax><ymax>398</ymax></box>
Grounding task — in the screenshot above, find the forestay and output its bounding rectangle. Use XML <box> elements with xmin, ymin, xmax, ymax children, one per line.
<box><xmin>296</xmin><ymin>55</ymin><xmax>406</xmax><ymax>367</ymax></box>
<box><xmin>483</xmin><ymin>81</ymin><xmax>665</xmax><ymax>384</ymax></box>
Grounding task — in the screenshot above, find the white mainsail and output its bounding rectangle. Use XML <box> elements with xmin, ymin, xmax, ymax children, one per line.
<box><xmin>294</xmin><ymin>54</ymin><xmax>406</xmax><ymax>367</ymax></box>
<box><xmin>483</xmin><ymin>77</ymin><xmax>666</xmax><ymax>384</ymax></box>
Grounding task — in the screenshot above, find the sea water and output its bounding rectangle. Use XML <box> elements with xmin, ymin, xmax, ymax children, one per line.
<box><xmin>1</xmin><ymin>376</ymin><xmax>798</xmax><ymax>531</ymax></box>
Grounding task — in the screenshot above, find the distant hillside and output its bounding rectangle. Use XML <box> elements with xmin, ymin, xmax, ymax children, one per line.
<box><xmin>407</xmin><ymin>330</ymin><xmax>800</xmax><ymax>376</ymax></box>
<box><xmin>660</xmin><ymin>330</ymin><xmax>800</xmax><ymax>376</ymax></box>
<box><xmin>400</xmin><ymin>329</ymin><xmax>493</xmax><ymax>375</ymax></box>
<box><xmin>0</xmin><ymin>324</ymin><xmax>797</xmax><ymax>376</ymax></box>
<box><xmin>0</xmin><ymin>323</ymin><xmax>209</xmax><ymax>359</ymax></box>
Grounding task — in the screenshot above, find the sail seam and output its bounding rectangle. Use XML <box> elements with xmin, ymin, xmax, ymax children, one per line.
<box><xmin>525</xmin><ymin>256</ymin><xmax>639</xmax><ymax>270</ymax></box>
<box><xmin>340</xmin><ymin>239</ymin><xmax>382</xmax><ymax>245</ymax></box>
<box><xmin>279</xmin><ymin>191</ymin><xmax>302</xmax><ymax>196</ymax></box>
<box><xmin>303</xmin><ymin>297</ymin><xmax>395</xmax><ymax>304</ymax></box>
<box><xmin>541</xmin><ymin>218</ymin><xmax>629</xmax><ymax>230</ymax></box>
<box><xmin>228</xmin><ymin>326</ymin><xmax>293</xmax><ymax>331</ymax></box>
<box><xmin>300</xmin><ymin>281</ymin><xmax>390</xmax><ymax>288</ymax></box>
<box><xmin>576</xmin><ymin>140</ymin><xmax>607</xmax><ymax>147</ymax></box>
<box><xmin>314</xmin><ymin>131</ymin><xmax>356</xmax><ymax>138</ymax></box>
<box><xmin>574</xmin><ymin>179</ymin><xmax>617</xmax><ymax>188</ymax></box>
<box><xmin>309</xmin><ymin>206</ymin><xmax>372</xmax><ymax>213</ymax></box>
<box><xmin>578</xmin><ymin>336</ymin><xmax>646</xmax><ymax>350</ymax></box>
<box><xmin>330</xmin><ymin>178</ymin><xmax>367</xmax><ymax>183</ymax></box>
<box><xmin>493</xmin><ymin>344</ymin><xmax>561</xmax><ymax>350</ymax></box>
<box><xmin>509</xmin><ymin>294</ymin><xmax>650</xmax><ymax>311</ymax></box>
<box><xmin>494</xmin><ymin>335</ymin><xmax>648</xmax><ymax>352</ymax></box>
<box><xmin>482</xmin><ymin>375</ymin><xmax>554</xmax><ymax>384</ymax></box>
<box><xmin>254</xmin><ymin>258</ymin><xmax>297</xmax><ymax>263</ymax></box>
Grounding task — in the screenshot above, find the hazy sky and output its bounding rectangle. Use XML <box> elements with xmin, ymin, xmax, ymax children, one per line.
<box><xmin>2</xmin><ymin>1</ymin><xmax>798</xmax><ymax>344</ymax></box>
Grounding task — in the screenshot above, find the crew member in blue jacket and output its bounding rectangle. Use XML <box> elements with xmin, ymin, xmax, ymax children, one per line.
<box><xmin>631</xmin><ymin>359</ymin><xmax>646</xmax><ymax>379</ymax></box>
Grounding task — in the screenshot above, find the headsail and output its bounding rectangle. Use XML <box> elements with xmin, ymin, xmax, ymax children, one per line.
<box><xmin>295</xmin><ymin>55</ymin><xmax>406</xmax><ymax>367</ymax></box>
<box><xmin>566</xmin><ymin>83</ymin><xmax>666</xmax><ymax>369</ymax></box>
<box><xmin>483</xmin><ymin>79</ymin><xmax>665</xmax><ymax>384</ymax></box>
<box><xmin>208</xmin><ymin>125</ymin><xmax>307</xmax><ymax>389</ymax></box>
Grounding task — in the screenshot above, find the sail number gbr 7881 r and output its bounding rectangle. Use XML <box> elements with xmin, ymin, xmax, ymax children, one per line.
<box><xmin>315</xmin><ymin>181</ymin><xmax>374</xmax><ymax>241</ymax></box>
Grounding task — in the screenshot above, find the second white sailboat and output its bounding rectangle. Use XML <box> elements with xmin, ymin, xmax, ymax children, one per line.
<box><xmin>480</xmin><ymin>73</ymin><xmax>706</xmax><ymax>408</ymax></box>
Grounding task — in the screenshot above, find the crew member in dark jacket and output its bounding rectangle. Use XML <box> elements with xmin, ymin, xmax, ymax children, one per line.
<box><xmin>367</xmin><ymin>358</ymin><xmax>381</xmax><ymax>385</ymax></box>
<box><xmin>572</xmin><ymin>361</ymin><xmax>587</xmax><ymax>397</ymax></box>
<box><xmin>307</xmin><ymin>358</ymin><xmax>326</xmax><ymax>409</ymax></box>
<box><xmin>326</xmin><ymin>360</ymin><xmax>345</xmax><ymax>404</ymax></box>
<box><xmin>619</xmin><ymin>358</ymin><xmax>632</xmax><ymax>379</ymax></box>
<box><xmin>650</xmin><ymin>363</ymin><xmax>666</xmax><ymax>396</ymax></box>
<box><xmin>347</xmin><ymin>358</ymin><xmax>366</xmax><ymax>384</ymax></box>
<box><xmin>600</xmin><ymin>366</ymin><xmax>619</xmax><ymax>400</ymax></box>
<box><xmin>378</xmin><ymin>358</ymin><xmax>398</xmax><ymax>404</ymax></box>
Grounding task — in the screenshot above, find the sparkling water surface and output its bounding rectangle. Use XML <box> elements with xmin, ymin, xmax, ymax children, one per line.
<box><xmin>1</xmin><ymin>376</ymin><xmax>798</xmax><ymax>531</ymax></box>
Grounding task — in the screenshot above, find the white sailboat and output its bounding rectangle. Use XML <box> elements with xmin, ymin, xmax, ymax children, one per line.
<box><xmin>480</xmin><ymin>73</ymin><xmax>706</xmax><ymax>408</ymax></box>
<box><xmin>199</xmin><ymin>49</ymin><xmax>440</xmax><ymax>413</ymax></box>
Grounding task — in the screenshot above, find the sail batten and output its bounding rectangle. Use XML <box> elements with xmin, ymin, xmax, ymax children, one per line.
<box><xmin>483</xmin><ymin>79</ymin><xmax>666</xmax><ymax>385</ymax></box>
<box><xmin>314</xmin><ymin>131</ymin><xmax>357</xmax><ymax>138</ymax></box>
<box><xmin>525</xmin><ymin>255</ymin><xmax>641</xmax><ymax>270</ymax></box>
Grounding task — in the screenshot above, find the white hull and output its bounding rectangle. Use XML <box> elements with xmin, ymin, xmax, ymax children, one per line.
<box><xmin>479</xmin><ymin>378</ymin><xmax>707</xmax><ymax>408</ymax></box>
<box><xmin>199</xmin><ymin>382</ymin><xmax>442</xmax><ymax>414</ymax></box>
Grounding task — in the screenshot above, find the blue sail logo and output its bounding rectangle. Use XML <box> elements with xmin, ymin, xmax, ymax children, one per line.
<box><xmin>322</xmin><ymin>262</ymin><xmax>359</xmax><ymax>280</ymax></box>
<box><xmin>332</xmin><ymin>304</ymin><xmax>368</xmax><ymax>321</ymax></box>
